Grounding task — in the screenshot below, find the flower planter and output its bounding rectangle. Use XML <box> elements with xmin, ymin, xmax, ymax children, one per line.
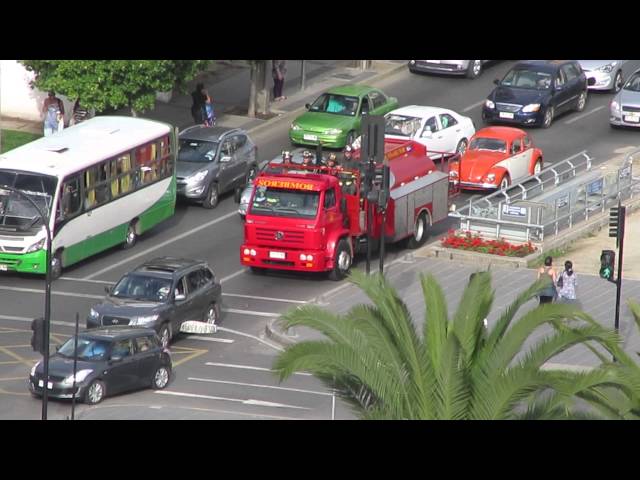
<box><xmin>440</xmin><ymin>230</ymin><xmax>536</xmax><ymax>258</ymax></box>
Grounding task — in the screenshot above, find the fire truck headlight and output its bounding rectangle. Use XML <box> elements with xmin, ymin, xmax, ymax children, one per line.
<box><xmin>243</xmin><ymin>248</ymin><xmax>250</xmax><ymax>255</ymax></box>
<box><xmin>250</xmin><ymin>249</ymin><xmax>257</xmax><ymax>256</ymax></box>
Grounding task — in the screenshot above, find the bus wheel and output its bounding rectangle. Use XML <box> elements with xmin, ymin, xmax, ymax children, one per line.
<box><xmin>406</xmin><ymin>212</ymin><xmax>428</xmax><ymax>249</ymax></box>
<box><xmin>50</xmin><ymin>251</ymin><xmax>63</xmax><ymax>280</ymax></box>
<box><xmin>329</xmin><ymin>239</ymin><xmax>352</xmax><ymax>281</ymax></box>
<box><xmin>123</xmin><ymin>222</ymin><xmax>138</xmax><ymax>249</ymax></box>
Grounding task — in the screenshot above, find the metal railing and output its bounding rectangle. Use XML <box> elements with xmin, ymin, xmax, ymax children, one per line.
<box><xmin>449</xmin><ymin>149</ymin><xmax>640</xmax><ymax>243</ymax></box>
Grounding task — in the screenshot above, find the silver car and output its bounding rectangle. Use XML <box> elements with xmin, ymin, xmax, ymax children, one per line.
<box><xmin>237</xmin><ymin>148</ymin><xmax>310</xmax><ymax>218</ymax></box>
<box><xmin>408</xmin><ymin>60</ymin><xmax>490</xmax><ymax>79</ymax></box>
<box><xmin>578</xmin><ymin>60</ymin><xmax>630</xmax><ymax>92</ymax></box>
<box><xmin>177</xmin><ymin>126</ymin><xmax>258</xmax><ymax>209</ymax></box>
<box><xmin>610</xmin><ymin>68</ymin><xmax>640</xmax><ymax>128</ymax></box>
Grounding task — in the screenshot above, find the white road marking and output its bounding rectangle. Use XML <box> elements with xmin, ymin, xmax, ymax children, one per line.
<box><xmin>188</xmin><ymin>377</ymin><xmax>333</xmax><ymax>397</ymax></box>
<box><xmin>222</xmin><ymin>292</ymin><xmax>308</xmax><ymax>304</ymax></box>
<box><xmin>219</xmin><ymin>269</ymin><xmax>246</xmax><ymax>284</ymax></box>
<box><xmin>205</xmin><ymin>362</ymin><xmax>312</xmax><ymax>376</ymax></box>
<box><xmin>186</xmin><ymin>336</ymin><xmax>234</xmax><ymax>343</ymax></box>
<box><xmin>222</xmin><ymin>308</ymin><xmax>280</xmax><ymax>318</ymax></box>
<box><xmin>0</xmin><ymin>314</ymin><xmax>76</xmax><ymax>328</ymax></box>
<box><xmin>462</xmin><ymin>100</ymin><xmax>486</xmax><ymax>112</ymax></box>
<box><xmin>217</xmin><ymin>326</ymin><xmax>284</xmax><ymax>352</ymax></box>
<box><xmin>84</xmin><ymin>210</ymin><xmax>238</xmax><ymax>280</ymax></box>
<box><xmin>155</xmin><ymin>390</ymin><xmax>311</xmax><ymax>410</ymax></box>
<box><xmin>59</xmin><ymin>277</ymin><xmax>113</xmax><ymax>285</ymax></box>
<box><xmin>565</xmin><ymin>105</ymin><xmax>606</xmax><ymax>125</ymax></box>
<box><xmin>0</xmin><ymin>285</ymin><xmax>102</xmax><ymax>300</ymax></box>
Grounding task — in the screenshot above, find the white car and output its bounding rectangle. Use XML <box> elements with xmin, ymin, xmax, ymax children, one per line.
<box><xmin>578</xmin><ymin>60</ymin><xmax>629</xmax><ymax>93</ymax></box>
<box><xmin>384</xmin><ymin>105</ymin><xmax>476</xmax><ymax>159</ymax></box>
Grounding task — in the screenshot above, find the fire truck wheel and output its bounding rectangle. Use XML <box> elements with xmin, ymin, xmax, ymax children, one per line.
<box><xmin>406</xmin><ymin>212</ymin><xmax>428</xmax><ymax>249</ymax></box>
<box><xmin>329</xmin><ymin>239</ymin><xmax>352</xmax><ymax>281</ymax></box>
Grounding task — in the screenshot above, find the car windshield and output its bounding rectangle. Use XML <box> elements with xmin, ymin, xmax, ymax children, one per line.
<box><xmin>112</xmin><ymin>274</ymin><xmax>172</xmax><ymax>302</ymax></box>
<box><xmin>58</xmin><ymin>337</ymin><xmax>110</xmax><ymax>361</ymax></box>
<box><xmin>250</xmin><ymin>186</ymin><xmax>320</xmax><ymax>219</ymax></box>
<box><xmin>309</xmin><ymin>94</ymin><xmax>359</xmax><ymax>116</ymax></box>
<box><xmin>469</xmin><ymin>137</ymin><xmax>507</xmax><ymax>153</ymax></box>
<box><xmin>501</xmin><ymin>69</ymin><xmax>552</xmax><ymax>90</ymax></box>
<box><xmin>385</xmin><ymin>114</ymin><xmax>422</xmax><ymax>137</ymax></box>
<box><xmin>623</xmin><ymin>73</ymin><xmax>640</xmax><ymax>92</ymax></box>
<box><xmin>0</xmin><ymin>170</ymin><xmax>57</xmax><ymax>232</ymax></box>
<box><xmin>178</xmin><ymin>139</ymin><xmax>218</xmax><ymax>162</ymax></box>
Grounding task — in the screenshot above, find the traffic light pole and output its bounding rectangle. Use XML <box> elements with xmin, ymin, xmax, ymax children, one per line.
<box><xmin>614</xmin><ymin>206</ymin><xmax>626</xmax><ymax>332</ymax></box>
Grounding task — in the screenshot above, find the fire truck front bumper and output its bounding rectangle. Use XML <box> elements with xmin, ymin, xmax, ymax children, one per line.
<box><xmin>240</xmin><ymin>245</ymin><xmax>330</xmax><ymax>272</ymax></box>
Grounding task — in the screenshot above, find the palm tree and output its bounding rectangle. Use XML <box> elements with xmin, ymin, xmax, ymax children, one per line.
<box><xmin>273</xmin><ymin>270</ymin><xmax>637</xmax><ymax>419</ymax></box>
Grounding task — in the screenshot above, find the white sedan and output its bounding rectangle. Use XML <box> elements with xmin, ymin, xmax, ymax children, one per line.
<box><xmin>384</xmin><ymin>105</ymin><xmax>476</xmax><ymax>159</ymax></box>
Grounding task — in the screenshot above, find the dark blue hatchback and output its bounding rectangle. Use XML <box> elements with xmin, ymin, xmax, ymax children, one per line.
<box><xmin>482</xmin><ymin>60</ymin><xmax>594</xmax><ymax>129</ymax></box>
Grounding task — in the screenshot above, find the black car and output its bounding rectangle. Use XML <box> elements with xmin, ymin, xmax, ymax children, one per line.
<box><xmin>482</xmin><ymin>60</ymin><xmax>596</xmax><ymax>128</ymax></box>
<box><xmin>28</xmin><ymin>327</ymin><xmax>172</xmax><ymax>405</ymax></box>
<box><xmin>87</xmin><ymin>257</ymin><xmax>222</xmax><ymax>347</ymax></box>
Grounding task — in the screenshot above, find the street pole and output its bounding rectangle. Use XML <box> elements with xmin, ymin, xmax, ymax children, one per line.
<box><xmin>300</xmin><ymin>60</ymin><xmax>306</xmax><ymax>92</ymax></box>
<box><xmin>70</xmin><ymin>312</ymin><xmax>79</xmax><ymax>420</ymax></box>
<box><xmin>378</xmin><ymin>163</ymin><xmax>390</xmax><ymax>275</ymax></box>
<box><xmin>614</xmin><ymin>204</ymin><xmax>626</xmax><ymax>333</ymax></box>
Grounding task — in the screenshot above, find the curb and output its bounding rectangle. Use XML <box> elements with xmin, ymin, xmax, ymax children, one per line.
<box><xmin>265</xmin><ymin>318</ymin><xmax>297</xmax><ymax>347</ymax></box>
<box><xmin>245</xmin><ymin>62</ymin><xmax>408</xmax><ymax>138</ymax></box>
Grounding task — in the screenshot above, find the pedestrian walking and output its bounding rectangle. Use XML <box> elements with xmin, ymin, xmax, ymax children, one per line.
<box><xmin>272</xmin><ymin>60</ymin><xmax>287</xmax><ymax>102</ymax></box>
<box><xmin>69</xmin><ymin>99</ymin><xmax>93</xmax><ymax>126</ymax></box>
<box><xmin>42</xmin><ymin>91</ymin><xmax>65</xmax><ymax>136</ymax></box>
<box><xmin>190</xmin><ymin>83</ymin><xmax>207</xmax><ymax>125</ymax></box>
<box><xmin>537</xmin><ymin>256</ymin><xmax>557</xmax><ymax>305</ymax></box>
<box><xmin>556</xmin><ymin>260</ymin><xmax>578</xmax><ymax>304</ymax></box>
<box><xmin>203</xmin><ymin>91</ymin><xmax>216</xmax><ymax>127</ymax></box>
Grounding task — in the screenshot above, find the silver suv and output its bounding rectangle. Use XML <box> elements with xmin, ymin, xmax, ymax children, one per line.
<box><xmin>177</xmin><ymin>126</ymin><xmax>258</xmax><ymax>208</ymax></box>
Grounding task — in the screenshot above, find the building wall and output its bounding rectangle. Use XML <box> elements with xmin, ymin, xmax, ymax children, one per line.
<box><xmin>1</xmin><ymin>60</ymin><xmax>72</xmax><ymax>125</ymax></box>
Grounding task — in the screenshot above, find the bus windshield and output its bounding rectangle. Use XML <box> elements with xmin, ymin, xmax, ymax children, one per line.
<box><xmin>250</xmin><ymin>186</ymin><xmax>320</xmax><ymax>219</ymax></box>
<box><xmin>0</xmin><ymin>170</ymin><xmax>57</xmax><ymax>232</ymax></box>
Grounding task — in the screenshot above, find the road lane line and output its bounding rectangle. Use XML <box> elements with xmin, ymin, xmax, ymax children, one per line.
<box><xmin>189</xmin><ymin>377</ymin><xmax>333</xmax><ymax>396</ymax></box>
<box><xmin>155</xmin><ymin>390</ymin><xmax>311</xmax><ymax>410</ymax></box>
<box><xmin>84</xmin><ymin>210</ymin><xmax>238</xmax><ymax>280</ymax></box>
<box><xmin>185</xmin><ymin>336</ymin><xmax>234</xmax><ymax>343</ymax></box>
<box><xmin>0</xmin><ymin>314</ymin><xmax>76</xmax><ymax>328</ymax></box>
<box><xmin>217</xmin><ymin>326</ymin><xmax>284</xmax><ymax>352</ymax></box>
<box><xmin>222</xmin><ymin>293</ymin><xmax>308</xmax><ymax>304</ymax></box>
<box><xmin>0</xmin><ymin>346</ymin><xmax>33</xmax><ymax>368</ymax></box>
<box><xmin>219</xmin><ymin>269</ymin><xmax>246</xmax><ymax>284</ymax></box>
<box><xmin>205</xmin><ymin>362</ymin><xmax>312</xmax><ymax>376</ymax></box>
<box><xmin>59</xmin><ymin>277</ymin><xmax>114</xmax><ymax>285</ymax></box>
<box><xmin>565</xmin><ymin>105</ymin><xmax>606</xmax><ymax>124</ymax></box>
<box><xmin>0</xmin><ymin>285</ymin><xmax>102</xmax><ymax>300</ymax></box>
<box><xmin>222</xmin><ymin>308</ymin><xmax>280</xmax><ymax>318</ymax></box>
<box><xmin>462</xmin><ymin>100</ymin><xmax>486</xmax><ymax>112</ymax></box>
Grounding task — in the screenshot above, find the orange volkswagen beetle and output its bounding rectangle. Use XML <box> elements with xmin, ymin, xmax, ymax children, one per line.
<box><xmin>449</xmin><ymin>126</ymin><xmax>543</xmax><ymax>191</ymax></box>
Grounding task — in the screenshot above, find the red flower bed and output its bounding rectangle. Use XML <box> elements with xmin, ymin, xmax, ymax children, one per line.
<box><xmin>441</xmin><ymin>230</ymin><xmax>536</xmax><ymax>257</ymax></box>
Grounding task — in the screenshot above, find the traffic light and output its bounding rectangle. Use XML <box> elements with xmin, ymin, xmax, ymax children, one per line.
<box><xmin>609</xmin><ymin>206</ymin><xmax>620</xmax><ymax>239</ymax></box>
<box><xmin>30</xmin><ymin>317</ymin><xmax>45</xmax><ymax>355</ymax></box>
<box><xmin>600</xmin><ymin>250</ymin><xmax>615</xmax><ymax>281</ymax></box>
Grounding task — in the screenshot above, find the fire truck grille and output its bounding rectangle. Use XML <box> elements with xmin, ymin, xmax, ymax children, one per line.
<box><xmin>256</xmin><ymin>228</ymin><xmax>305</xmax><ymax>244</ymax></box>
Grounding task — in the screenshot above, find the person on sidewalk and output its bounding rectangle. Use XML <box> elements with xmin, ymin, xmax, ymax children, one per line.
<box><xmin>272</xmin><ymin>60</ymin><xmax>287</xmax><ymax>102</ymax></box>
<box><xmin>70</xmin><ymin>99</ymin><xmax>93</xmax><ymax>126</ymax></box>
<box><xmin>203</xmin><ymin>91</ymin><xmax>216</xmax><ymax>127</ymax></box>
<box><xmin>42</xmin><ymin>91</ymin><xmax>65</xmax><ymax>136</ymax></box>
<box><xmin>557</xmin><ymin>260</ymin><xmax>578</xmax><ymax>304</ymax></box>
<box><xmin>537</xmin><ymin>256</ymin><xmax>557</xmax><ymax>305</ymax></box>
<box><xmin>190</xmin><ymin>83</ymin><xmax>207</xmax><ymax>125</ymax></box>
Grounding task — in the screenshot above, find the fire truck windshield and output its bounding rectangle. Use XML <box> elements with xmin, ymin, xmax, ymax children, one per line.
<box><xmin>250</xmin><ymin>186</ymin><xmax>320</xmax><ymax>219</ymax></box>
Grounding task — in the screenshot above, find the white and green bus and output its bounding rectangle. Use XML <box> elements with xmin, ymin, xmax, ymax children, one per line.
<box><xmin>0</xmin><ymin>116</ymin><xmax>178</xmax><ymax>278</ymax></box>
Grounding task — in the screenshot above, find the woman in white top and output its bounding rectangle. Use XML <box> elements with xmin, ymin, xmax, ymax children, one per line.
<box><xmin>557</xmin><ymin>260</ymin><xmax>578</xmax><ymax>304</ymax></box>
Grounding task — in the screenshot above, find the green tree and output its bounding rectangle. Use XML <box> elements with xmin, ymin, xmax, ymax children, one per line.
<box><xmin>20</xmin><ymin>60</ymin><xmax>210</xmax><ymax>116</ymax></box>
<box><xmin>274</xmin><ymin>270</ymin><xmax>638</xmax><ymax>419</ymax></box>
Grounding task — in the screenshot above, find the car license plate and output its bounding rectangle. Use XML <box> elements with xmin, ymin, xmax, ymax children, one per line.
<box><xmin>303</xmin><ymin>134</ymin><xmax>318</xmax><ymax>141</ymax></box>
<box><xmin>499</xmin><ymin>112</ymin><xmax>515</xmax><ymax>119</ymax></box>
<box><xmin>624</xmin><ymin>115</ymin><xmax>640</xmax><ymax>123</ymax></box>
<box><xmin>269</xmin><ymin>251</ymin><xmax>286</xmax><ymax>260</ymax></box>
<box><xmin>38</xmin><ymin>380</ymin><xmax>53</xmax><ymax>389</ymax></box>
<box><xmin>0</xmin><ymin>265</ymin><xmax>7</xmax><ymax>271</ymax></box>
<box><xmin>426</xmin><ymin>60</ymin><xmax>441</xmax><ymax>64</ymax></box>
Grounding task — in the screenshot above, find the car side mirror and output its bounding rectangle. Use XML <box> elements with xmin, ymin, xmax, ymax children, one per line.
<box><xmin>220</xmin><ymin>156</ymin><xmax>232</xmax><ymax>163</ymax></box>
<box><xmin>55</xmin><ymin>344</ymin><xmax>61</xmax><ymax>352</ymax></box>
<box><xmin>493</xmin><ymin>78</ymin><xmax>500</xmax><ymax>86</ymax></box>
<box><xmin>587</xmin><ymin>77</ymin><xmax>596</xmax><ymax>87</ymax></box>
<box><xmin>174</xmin><ymin>293</ymin><xmax>186</xmax><ymax>302</ymax></box>
<box><xmin>305</xmin><ymin>103</ymin><xmax>311</xmax><ymax>109</ymax></box>
<box><xmin>104</xmin><ymin>285</ymin><xmax>112</xmax><ymax>294</ymax></box>
<box><xmin>110</xmin><ymin>355</ymin><xmax>123</xmax><ymax>363</ymax></box>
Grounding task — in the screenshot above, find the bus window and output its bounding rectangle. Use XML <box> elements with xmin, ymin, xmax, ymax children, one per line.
<box><xmin>117</xmin><ymin>153</ymin><xmax>133</xmax><ymax>194</ymax></box>
<box><xmin>110</xmin><ymin>159</ymin><xmax>120</xmax><ymax>198</ymax></box>
<box><xmin>137</xmin><ymin>143</ymin><xmax>157</xmax><ymax>186</ymax></box>
<box><xmin>94</xmin><ymin>162</ymin><xmax>110</xmax><ymax>205</ymax></box>
<box><xmin>84</xmin><ymin>169</ymin><xmax>97</xmax><ymax>209</ymax></box>
<box><xmin>60</xmin><ymin>176</ymin><xmax>81</xmax><ymax>218</ymax></box>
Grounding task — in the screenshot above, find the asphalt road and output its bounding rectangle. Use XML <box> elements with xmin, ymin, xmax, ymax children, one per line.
<box><xmin>2</xmin><ymin>60</ymin><xmax>639</xmax><ymax>419</ymax></box>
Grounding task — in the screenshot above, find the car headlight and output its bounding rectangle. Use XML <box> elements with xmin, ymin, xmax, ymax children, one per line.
<box><xmin>26</xmin><ymin>238</ymin><xmax>46</xmax><ymax>253</ymax></box>
<box><xmin>596</xmin><ymin>62</ymin><xmax>616</xmax><ymax>73</ymax></box>
<box><xmin>61</xmin><ymin>369</ymin><xmax>93</xmax><ymax>386</ymax></box>
<box><xmin>324</xmin><ymin>128</ymin><xmax>342</xmax><ymax>135</ymax></box>
<box><xmin>30</xmin><ymin>362</ymin><xmax>40</xmax><ymax>377</ymax></box>
<box><xmin>449</xmin><ymin>170</ymin><xmax>458</xmax><ymax>177</ymax></box>
<box><xmin>611</xmin><ymin>100</ymin><xmax>621</xmax><ymax>112</ymax></box>
<box><xmin>291</xmin><ymin>123</ymin><xmax>302</xmax><ymax>131</ymax></box>
<box><xmin>131</xmin><ymin>314</ymin><xmax>159</xmax><ymax>325</ymax></box>
<box><xmin>187</xmin><ymin>170</ymin><xmax>208</xmax><ymax>183</ymax></box>
<box><xmin>89</xmin><ymin>308</ymin><xmax>100</xmax><ymax>319</ymax></box>
<box><xmin>522</xmin><ymin>103</ymin><xmax>541</xmax><ymax>113</ymax></box>
<box><xmin>486</xmin><ymin>173</ymin><xmax>496</xmax><ymax>182</ymax></box>
<box><xmin>485</xmin><ymin>99</ymin><xmax>495</xmax><ymax>109</ymax></box>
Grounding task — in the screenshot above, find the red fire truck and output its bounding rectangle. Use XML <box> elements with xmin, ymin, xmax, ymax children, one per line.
<box><xmin>240</xmin><ymin>139</ymin><xmax>454</xmax><ymax>280</ymax></box>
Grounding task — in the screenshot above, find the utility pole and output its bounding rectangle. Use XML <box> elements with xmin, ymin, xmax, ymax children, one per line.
<box><xmin>300</xmin><ymin>60</ymin><xmax>306</xmax><ymax>92</ymax></box>
<box><xmin>378</xmin><ymin>161</ymin><xmax>390</xmax><ymax>275</ymax></box>
<box><xmin>611</xmin><ymin>202</ymin><xmax>626</xmax><ymax>332</ymax></box>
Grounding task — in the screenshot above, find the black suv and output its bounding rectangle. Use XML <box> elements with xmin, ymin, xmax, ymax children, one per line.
<box><xmin>482</xmin><ymin>60</ymin><xmax>595</xmax><ymax>128</ymax></box>
<box><xmin>29</xmin><ymin>327</ymin><xmax>172</xmax><ymax>405</ymax></box>
<box><xmin>87</xmin><ymin>257</ymin><xmax>222</xmax><ymax>347</ymax></box>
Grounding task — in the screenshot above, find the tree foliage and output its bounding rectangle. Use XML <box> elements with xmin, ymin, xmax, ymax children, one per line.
<box><xmin>274</xmin><ymin>270</ymin><xmax>640</xmax><ymax>419</ymax></box>
<box><xmin>20</xmin><ymin>60</ymin><xmax>210</xmax><ymax>115</ymax></box>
